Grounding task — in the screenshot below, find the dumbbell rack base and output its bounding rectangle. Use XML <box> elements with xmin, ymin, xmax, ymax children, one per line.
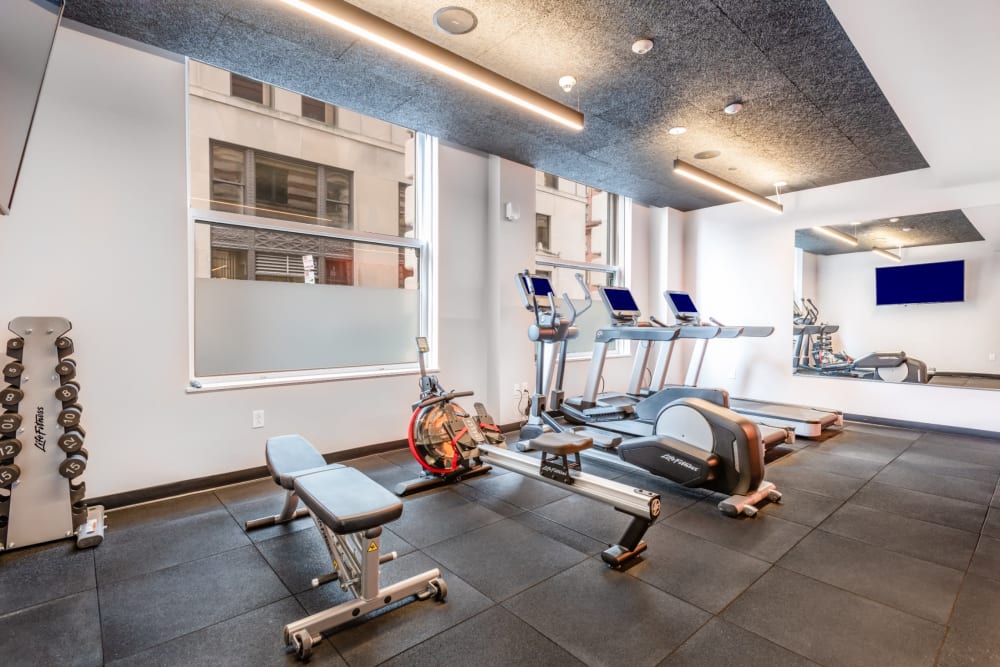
<box><xmin>1</xmin><ymin>317</ymin><xmax>104</xmax><ymax>552</ymax></box>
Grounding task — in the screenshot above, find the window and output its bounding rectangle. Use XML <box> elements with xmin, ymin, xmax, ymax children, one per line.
<box><xmin>190</xmin><ymin>61</ymin><xmax>429</xmax><ymax>384</ymax></box>
<box><xmin>301</xmin><ymin>95</ymin><xmax>325</xmax><ymax>121</ymax></box>
<box><xmin>535</xmin><ymin>213</ymin><xmax>551</xmax><ymax>253</ymax></box>
<box><xmin>230</xmin><ymin>73</ymin><xmax>271</xmax><ymax>106</ymax></box>
<box><xmin>535</xmin><ymin>171</ymin><xmax>628</xmax><ymax>355</ymax></box>
<box><xmin>209</xmin><ymin>141</ymin><xmax>352</xmax><ymax>227</ymax></box>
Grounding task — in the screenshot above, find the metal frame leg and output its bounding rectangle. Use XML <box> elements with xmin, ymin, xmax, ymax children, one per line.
<box><xmin>245</xmin><ymin>488</ymin><xmax>310</xmax><ymax>530</ymax></box>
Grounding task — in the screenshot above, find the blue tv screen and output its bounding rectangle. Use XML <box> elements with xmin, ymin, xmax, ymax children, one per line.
<box><xmin>875</xmin><ymin>260</ymin><xmax>965</xmax><ymax>306</ymax></box>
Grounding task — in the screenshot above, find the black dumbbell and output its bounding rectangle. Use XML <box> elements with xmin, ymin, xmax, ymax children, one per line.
<box><xmin>58</xmin><ymin>429</ymin><xmax>85</xmax><ymax>454</ymax></box>
<box><xmin>55</xmin><ymin>359</ymin><xmax>77</xmax><ymax>380</ymax></box>
<box><xmin>70</xmin><ymin>480</ymin><xmax>86</xmax><ymax>504</ymax></box>
<box><xmin>0</xmin><ymin>463</ymin><xmax>21</xmax><ymax>487</ymax></box>
<box><xmin>2</xmin><ymin>362</ymin><xmax>23</xmax><ymax>383</ymax></box>
<box><xmin>72</xmin><ymin>501</ymin><xmax>89</xmax><ymax>529</ymax></box>
<box><xmin>0</xmin><ymin>414</ymin><xmax>22</xmax><ymax>435</ymax></box>
<box><xmin>5</xmin><ymin>338</ymin><xmax>23</xmax><ymax>361</ymax></box>
<box><xmin>58</xmin><ymin>455</ymin><xmax>86</xmax><ymax>479</ymax></box>
<box><xmin>0</xmin><ymin>439</ymin><xmax>21</xmax><ymax>459</ymax></box>
<box><xmin>55</xmin><ymin>381</ymin><xmax>80</xmax><ymax>404</ymax></box>
<box><xmin>0</xmin><ymin>387</ymin><xmax>23</xmax><ymax>408</ymax></box>
<box><xmin>55</xmin><ymin>336</ymin><xmax>74</xmax><ymax>359</ymax></box>
<box><xmin>57</xmin><ymin>405</ymin><xmax>83</xmax><ymax>429</ymax></box>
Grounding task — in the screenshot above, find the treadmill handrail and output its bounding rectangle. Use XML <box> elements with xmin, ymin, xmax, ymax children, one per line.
<box><xmin>594</xmin><ymin>326</ymin><xmax>682</xmax><ymax>343</ymax></box>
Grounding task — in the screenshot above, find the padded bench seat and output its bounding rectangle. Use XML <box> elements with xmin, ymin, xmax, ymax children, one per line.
<box><xmin>294</xmin><ymin>467</ymin><xmax>403</xmax><ymax>534</ymax></box>
<box><xmin>530</xmin><ymin>431</ymin><xmax>593</xmax><ymax>456</ymax></box>
<box><xmin>266</xmin><ymin>434</ymin><xmax>343</xmax><ymax>489</ymax></box>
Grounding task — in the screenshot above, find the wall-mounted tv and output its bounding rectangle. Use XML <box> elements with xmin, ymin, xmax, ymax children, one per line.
<box><xmin>0</xmin><ymin>0</ymin><xmax>64</xmax><ymax>215</ymax></box>
<box><xmin>875</xmin><ymin>259</ymin><xmax>965</xmax><ymax>306</ymax></box>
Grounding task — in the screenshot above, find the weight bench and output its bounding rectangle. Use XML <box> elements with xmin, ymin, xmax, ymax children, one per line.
<box><xmin>250</xmin><ymin>435</ymin><xmax>447</xmax><ymax>660</ymax></box>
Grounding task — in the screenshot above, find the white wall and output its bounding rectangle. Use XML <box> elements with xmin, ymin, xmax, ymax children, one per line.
<box><xmin>681</xmin><ymin>168</ymin><xmax>1000</xmax><ymax>432</ymax></box>
<box><xmin>812</xmin><ymin>237</ymin><xmax>1000</xmax><ymax>374</ymax></box>
<box><xmin>1</xmin><ymin>26</ymin><xmax>653</xmax><ymax>496</ymax></box>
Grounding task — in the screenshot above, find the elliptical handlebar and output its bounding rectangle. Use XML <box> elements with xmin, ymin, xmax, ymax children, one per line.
<box><xmin>559</xmin><ymin>272</ymin><xmax>592</xmax><ymax>327</ymax></box>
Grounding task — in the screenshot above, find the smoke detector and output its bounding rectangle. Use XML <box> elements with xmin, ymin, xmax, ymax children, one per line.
<box><xmin>631</xmin><ymin>39</ymin><xmax>654</xmax><ymax>55</ymax></box>
<box><xmin>668</xmin><ymin>126</ymin><xmax>687</xmax><ymax>135</ymax></box>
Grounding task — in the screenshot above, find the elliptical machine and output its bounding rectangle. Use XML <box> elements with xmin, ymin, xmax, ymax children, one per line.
<box><xmin>516</xmin><ymin>273</ymin><xmax>782</xmax><ymax>518</ymax></box>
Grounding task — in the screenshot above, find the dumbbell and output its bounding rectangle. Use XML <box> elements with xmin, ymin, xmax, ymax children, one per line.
<box><xmin>55</xmin><ymin>381</ymin><xmax>80</xmax><ymax>404</ymax></box>
<box><xmin>55</xmin><ymin>336</ymin><xmax>74</xmax><ymax>359</ymax></box>
<box><xmin>59</xmin><ymin>454</ymin><xmax>87</xmax><ymax>479</ymax></box>
<box><xmin>0</xmin><ymin>414</ymin><xmax>22</xmax><ymax>435</ymax></box>
<box><xmin>0</xmin><ymin>463</ymin><xmax>21</xmax><ymax>487</ymax></box>
<box><xmin>0</xmin><ymin>387</ymin><xmax>22</xmax><ymax>409</ymax></box>
<box><xmin>58</xmin><ymin>429</ymin><xmax>85</xmax><ymax>454</ymax></box>
<box><xmin>0</xmin><ymin>439</ymin><xmax>22</xmax><ymax>460</ymax></box>
<box><xmin>2</xmin><ymin>362</ymin><xmax>23</xmax><ymax>384</ymax></box>
<box><xmin>57</xmin><ymin>405</ymin><xmax>83</xmax><ymax>429</ymax></box>
<box><xmin>5</xmin><ymin>338</ymin><xmax>23</xmax><ymax>361</ymax></box>
<box><xmin>70</xmin><ymin>480</ymin><xmax>86</xmax><ymax>504</ymax></box>
<box><xmin>55</xmin><ymin>359</ymin><xmax>77</xmax><ymax>380</ymax></box>
<box><xmin>72</xmin><ymin>501</ymin><xmax>89</xmax><ymax>529</ymax></box>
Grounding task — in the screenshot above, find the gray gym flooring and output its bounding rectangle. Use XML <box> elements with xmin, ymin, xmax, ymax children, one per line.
<box><xmin>2</xmin><ymin>422</ymin><xmax>999</xmax><ymax>666</ymax></box>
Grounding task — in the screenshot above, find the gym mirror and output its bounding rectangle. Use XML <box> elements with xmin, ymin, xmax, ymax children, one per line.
<box><xmin>793</xmin><ymin>204</ymin><xmax>1000</xmax><ymax>389</ymax></box>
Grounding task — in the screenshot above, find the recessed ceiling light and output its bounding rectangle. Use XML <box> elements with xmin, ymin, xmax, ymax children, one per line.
<box><xmin>558</xmin><ymin>75</ymin><xmax>576</xmax><ymax>92</ymax></box>
<box><xmin>902</xmin><ymin>227</ymin><xmax>912</xmax><ymax>232</ymax></box>
<box><xmin>631</xmin><ymin>39</ymin><xmax>654</xmax><ymax>54</ymax></box>
<box><xmin>668</xmin><ymin>126</ymin><xmax>687</xmax><ymax>135</ymax></box>
<box><xmin>723</xmin><ymin>101</ymin><xmax>744</xmax><ymax>115</ymax></box>
<box><xmin>433</xmin><ymin>6</ymin><xmax>478</xmax><ymax>35</ymax></box>
<box><xmin>694</xmin><ymin>150</ymin><xmax>721</xmax><ymax>159</ymax></box>
<box><xmin>773</xmin><ymin>180</ymin><xmax>787</xmax><ymax>187</ymax></box>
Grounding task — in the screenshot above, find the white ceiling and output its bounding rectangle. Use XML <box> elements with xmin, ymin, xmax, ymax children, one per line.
<box><xmin>827</xmin><ymin>0</ymin><xmax>1000</xmax><ymax>188</ymax></box>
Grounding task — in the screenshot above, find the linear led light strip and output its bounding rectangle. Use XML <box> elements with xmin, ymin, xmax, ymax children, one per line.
<box><xmin>811</xmin><ymin>225</ymin><xmax>858</xmax><ymax>246</ymax></box>
<box><xmin>672</xmin><ymin>159</ymin><xmax>783</xmax><ymax>214</ymax></box>
<box><xmin>872</xmin><ymin>247</ymin><xmax>901</xmax><ymax>262</ymax></box>
<box><xmin>281</xmin><ymin>0</ymin><xmax>584</xmax><ymax>130</ymax></box>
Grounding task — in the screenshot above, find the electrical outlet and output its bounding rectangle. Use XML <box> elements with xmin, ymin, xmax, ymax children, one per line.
<box><xmin>512</xmin><ymin>384</ymin><xmax>521</xmax><ymax>397</ymax></box>
<box><xmin>252</xmin><ymin>410</ymin><xmax>265</xmax><ymax>429</ymax></box>
<box><xmin>989</xmin><ymin>352</ymin><xmax>997</xmax><ymax>362</ymax></box>
<box><xmin>520</xmin><ymin>382</ymin><xmax>529</xmax><ymax>392</ymax></box>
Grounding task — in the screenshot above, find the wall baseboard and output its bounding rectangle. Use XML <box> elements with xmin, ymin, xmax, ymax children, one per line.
<box><xmin>90</xmin><ymin>423</ymin><xmax>521</xmax><ymax>511</ymax></box>
<box><xmin>844</xmin><ymin>414</ymin><xmax>1000</xmax><ymax>441</ymax></box>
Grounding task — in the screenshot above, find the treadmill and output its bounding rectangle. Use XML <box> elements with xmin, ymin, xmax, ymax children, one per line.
<box><xmin>664</xmin><ymin>290</ymin><xmax>842</xmax><ymax>438</ymax></box>
<box><xmin>563</xmin><ymin>287</ymin><xmax>792</xmax><ymax>448</ymax></box>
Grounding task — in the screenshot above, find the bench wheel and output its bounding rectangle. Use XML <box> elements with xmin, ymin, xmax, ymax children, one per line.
<box><xmin>768</xmin><ymin>489</ymin><xmax>782</xmax><ymax>503</ymax></box>
<box><xmin>291</xmin><ymin>630</ymin><xmax>313</xmax><ymax>660</ymax></box>
<box><xmin>432</xmin><ymin>577</ymin><xmax>448</xmax><ymax>601</ymax></box>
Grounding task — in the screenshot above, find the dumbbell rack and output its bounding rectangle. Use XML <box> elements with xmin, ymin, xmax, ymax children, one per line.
<box><xmin>0</xmin><ymin>317</ymin><xmax>104</xmax><ymax>552</ymax></box>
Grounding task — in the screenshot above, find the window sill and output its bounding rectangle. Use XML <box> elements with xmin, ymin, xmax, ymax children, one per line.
<box><xmin>187</xmin><ymin>364</ymin><xmax>423</xmax><ymax>393</ymax></box>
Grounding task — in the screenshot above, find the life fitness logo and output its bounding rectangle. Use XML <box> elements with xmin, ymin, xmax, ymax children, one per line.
<box><xmin>34</xmin><ymin>406</ymin><xmax>46</xmax><ymax>452</ymax></box>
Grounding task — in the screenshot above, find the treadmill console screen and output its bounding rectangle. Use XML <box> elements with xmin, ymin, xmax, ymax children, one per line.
<box><xmin>599</xmin><ymin>287</ymin><xmax>642</xmax><ymax>319</ymax></box>
<box><xmin>529</xmin><ymin>276</ymin><xmax>554</xmax><ymax>297</ymax></box>
<box><xmin>665</xmin><ymin>291</ymin><xmax>699</xmax><ymax>321</ymax></box>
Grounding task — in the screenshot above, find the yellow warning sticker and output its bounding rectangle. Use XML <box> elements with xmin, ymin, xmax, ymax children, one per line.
<box><xmin>368</xmin><ymin>541</ymin><xmax>378</xmax><ymax>552</ymax></box>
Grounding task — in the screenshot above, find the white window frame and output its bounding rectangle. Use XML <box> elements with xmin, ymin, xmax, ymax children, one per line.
<box><xmin>535</xmin><ymin>192</ymin><xmax>631</xmax><ymax>360</ymax></box>
<box><xmin>186</xmin><ymin>134</ymin><xmax>438</xmax><ymax>392</ymax></box>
